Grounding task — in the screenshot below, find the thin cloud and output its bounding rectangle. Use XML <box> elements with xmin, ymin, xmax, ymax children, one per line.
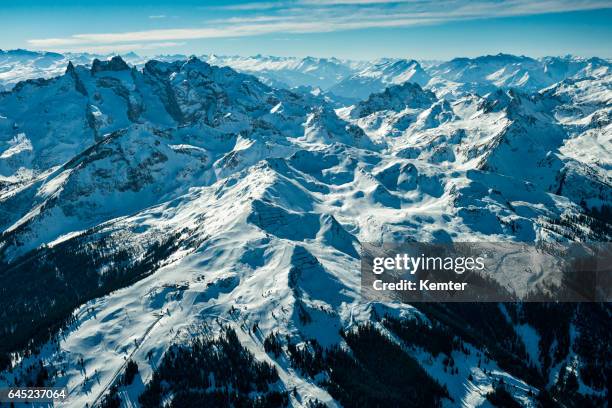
<box><xmin>28</xmin><ymin>0</ymin><xmax>612</xmax><ymax>50</ymax></box>
<box><xmin>213</xmin><ymin>0</ymin><xmax>417</xmax><ymax>8</ymax></box>
<box><xmin>148</xmin><ymin>15</ymin><xmax>167</xmax><ymax>19</ymax></box>
<box><xmin>211</xmin><ymin>2</ymin><xmax>285</xmax><ymax>11</ymax></box>
<box><xmin>28</xmin><ymin>18</ymin><xmax>434</xmax><ymax>47</ymax></box>
<box><xmin>300</xmin><ymin>0</ymin><xmax>421</xmax><ymax>4</ymax></box>
<box><xmin>44</xmin><ymin>41</ymin><xmax>185</xmax><ymax>54</ymax></box>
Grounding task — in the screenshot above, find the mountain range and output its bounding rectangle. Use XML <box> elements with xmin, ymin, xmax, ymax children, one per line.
<box><xmin>0</xmin><ymin>49</ymin><xmax>610</xmax><ymax>407</ymax></box>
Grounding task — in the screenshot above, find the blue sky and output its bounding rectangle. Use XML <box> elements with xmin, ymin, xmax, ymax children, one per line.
<box><xmin>2</xmin><ymin>0</ymin><xmax>611</xmax><ymax>59</ymax></box>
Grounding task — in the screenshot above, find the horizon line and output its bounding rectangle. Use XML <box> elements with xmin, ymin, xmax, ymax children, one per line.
<box><xmin>2</xmin><ymin>48</ymin><xmax>611</xmax><ymax>64</ymax></box>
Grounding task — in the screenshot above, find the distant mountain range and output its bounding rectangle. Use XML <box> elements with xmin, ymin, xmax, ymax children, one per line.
<box><xmin>2</xmin><ymin>49</ymin><xmax>610</xmax><ymax>99</ymax></box>
<box><xmin>0</xmin><ymin>50</ymin><xmax>610</xmax><ymax>407</ymax></box>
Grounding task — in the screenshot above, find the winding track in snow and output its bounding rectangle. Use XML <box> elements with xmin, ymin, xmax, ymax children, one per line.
<box><xmin>88</xmin><ymin>311</ymin><xmax>165</xmax><ymax>407</ymax></box>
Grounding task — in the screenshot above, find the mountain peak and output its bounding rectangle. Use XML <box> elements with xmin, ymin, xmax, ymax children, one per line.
<box><xmin>91</xmin><ymin>55</ymin><xmax>130</xmax><ymax>74</ymax></box>
<box><xmin>352</xmin><ymin>81</ymin><xmax>436</xmax><ymax>117</ymax></box>
<box><xmin>65</xmin><ymin>60</ymin><xmax>75</xmax><ymax>74</ymax></box>
<box><xmin>5</xmin><ymin>49</ymin><xmax>41</xmax><ymax>57</ymax></box>
<box><xmin>123</xmin><ymin>51</ymin><xmax>140</xmax><ymax>59</ymax></box>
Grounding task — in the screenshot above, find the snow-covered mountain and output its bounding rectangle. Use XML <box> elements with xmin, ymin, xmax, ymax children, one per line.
<box><xmin>3</xmin><ymin>49</ymin><xmax>609</xmax><ymax>100</ymax></box>
<box><xmin>202</xmin><ymin>54</ymin><xmax>366</xmax><ymax>90</ymax></box>
<box><xmin>329</xmin><ymin>58</ymin><xmax>431</xmax><ymax>100</ymax></box>
<box><xmin>0</xmin><ymin>50</ymin><xmax>67</xmax><ymax>91</ymax></box>
<box><xmin>426</xmin><ymin>53</ymin><xmax>611</xmax><ymax>98</ymax></box>
<box><xmin>0</xmin><ymin>49</ymin><xmax>147</xmax><ymax>92</ymax></box>
<box><xmin>0</xmin><ymin>53</ymin><xmax>610</xmax><ymax>407</ymax></box>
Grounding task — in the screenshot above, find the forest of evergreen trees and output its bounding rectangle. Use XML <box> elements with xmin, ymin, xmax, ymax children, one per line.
<box><xmin>138</xmin><ymin>323</ymin><xmax>448</xmax><ymax>408</ymax></box>
<box><xmin>325</xmin><ymin>324</ymin><xmax>449</xmax><ymax>408</ymax></box>
<box><xmin>415</xmin><ymin>302</ymin><xmax>610</xmax><ymax>407</ymax></box>
<box><xmin>0</xmin><ymin>227</ymin><xmax>196</xmax><ymax>371</ymax></box>
<box><xmin>415</xmin><ymin>303</ymin><xmax>541</xmax><ymax>387</ymax></box>
<box><xmin>122</xmin><ymin>299</ymin><xmax>612</xmax><ymax>408</ymax></box>
<box><xmin>138</xmin><ymin>327</ymin><xmax>287</xmax><ymax>408</ymax></box>
<box><xmin>545</xmin><ymin>202</ymin><xmax>611</xmax><ymax>242</ymax></box>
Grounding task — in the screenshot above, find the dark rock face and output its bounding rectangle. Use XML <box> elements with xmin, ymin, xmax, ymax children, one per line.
<box><xmin>91</xmin><ymin>56</ymin><xmax>130</xmax><ymax>74</ymax></box>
